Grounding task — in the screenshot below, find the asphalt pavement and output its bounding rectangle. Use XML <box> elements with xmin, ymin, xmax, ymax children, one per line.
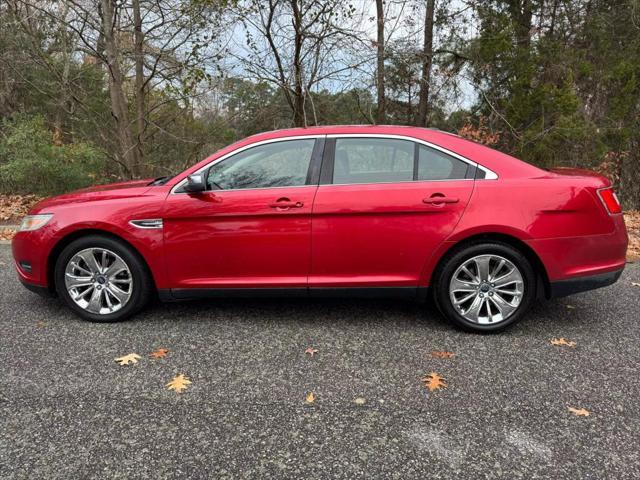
<box><xmin>1</xmin><ymin>244</ymin><xmax>639</xmax><ymax>479</ymax></box>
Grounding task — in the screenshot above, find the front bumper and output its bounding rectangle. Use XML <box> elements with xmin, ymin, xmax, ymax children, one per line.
<box><xmin>12</xmin><ymin>229</ymin><xmax>53</xmax><ymax>287</ymax></box>
<box><xmin>549</xmin><ymin>267</ymin><xmax>624</xmax><ymax>298</ymax></box>
<box><xmin>18</xmin><ymin>277</ymin><xmax>54</xmax><ymax>298</ymax></box>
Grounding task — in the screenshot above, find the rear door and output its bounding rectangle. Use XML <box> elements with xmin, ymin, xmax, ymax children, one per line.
<box><xmin>310</xmin><ymin>136</ymin><xmax>474</xmax><ymax>290</ymax></box>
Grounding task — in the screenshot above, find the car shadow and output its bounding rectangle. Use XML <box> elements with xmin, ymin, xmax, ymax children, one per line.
<box><xmin>139</xmin><ymin>295</ymin><xmax>454</xmax><ymax>330</ymax></box>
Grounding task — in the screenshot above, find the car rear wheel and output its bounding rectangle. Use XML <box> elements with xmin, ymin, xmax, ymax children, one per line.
<box><xmin>433</xmin><ymin>242</ymin><xmax>536</xmax><ymax>332</ymax></box>
<box><xmin>54</xmin><ymin>235</ymin><xmax>153</xmax><ymax>322</ymax></box>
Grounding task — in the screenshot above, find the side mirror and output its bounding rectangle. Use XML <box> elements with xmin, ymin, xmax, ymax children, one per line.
<box><xmin>183</xmin><ymin>173</ymin><xmax>206</xmax><ymax>193</ymax></box>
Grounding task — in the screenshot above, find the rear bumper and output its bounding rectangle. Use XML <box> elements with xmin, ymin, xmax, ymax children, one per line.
<box><xmin>549</xmin><ymin>267</ymin><xmax>624</xmax><ymax>298</ymax></box>
<box><xmin>526</xmin><ymin>225</ymin><xmax>628</xmax><ymax>282</ymax></box>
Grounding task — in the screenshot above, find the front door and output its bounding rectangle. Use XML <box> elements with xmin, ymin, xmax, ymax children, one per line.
<box><xmin>310</xmin><ymin>136</ymin><xmax>475</xmax><ymax>289</ymax></box>
<box><xmin>163</xmin><ymin>138</ymin><xmax>322</xmax><ymax>291</ymax></box>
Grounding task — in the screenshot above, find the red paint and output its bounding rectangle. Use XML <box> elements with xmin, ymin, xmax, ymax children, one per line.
<box><xmin>310</xmin><ymin>181</ymin><xmax>473</xmax><ymax>287</ymax></box>
<box><xmin>162</xmin><ymin>187</ymin><xmax>317</xmax><ymax>288</ymax></box>
<box><xmin>12</xmin><ymin>126</ymin><xmax>628</xmax><ymax>295</ymax></box>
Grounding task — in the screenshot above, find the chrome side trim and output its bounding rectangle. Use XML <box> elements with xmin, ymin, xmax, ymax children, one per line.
<box><xmin>480</xmin><ymin>167</ymin><xmax>498</xmax><ymax>180</ymax></box>
<box><xmin>170</xmin><ymin>132</ymin><xmax>498</xmax><ymax>194</ymax></box>
<box><xmin>129</xmin><ymin>219</ymin><xmax>163</xmax><ymax>229</ymax></box>
<box><xmin>324</xmin><ymin>178</ymin><xmax>473</xmax><ymax>187</ymax></box>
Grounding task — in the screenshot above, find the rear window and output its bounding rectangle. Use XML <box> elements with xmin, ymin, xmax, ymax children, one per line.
<box><xmin>330</xmin><ymin>138</ymin><xmax>471</xmax><ymax>185</ymax></box>
<box><xmin>333</xmin><ymin>138</ymin><xmax>414</xmax><ymax>184</ymax></box>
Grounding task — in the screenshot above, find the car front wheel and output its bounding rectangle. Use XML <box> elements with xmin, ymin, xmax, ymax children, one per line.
<box><xmin>433</xmin><ymin>242</ymin><xmax>536</xmax><ymax>332</ymax></box>
<box><xmin>54</xmin><ymin>235</ymin><xmax>153</xmax><ymax>322</ymax></box>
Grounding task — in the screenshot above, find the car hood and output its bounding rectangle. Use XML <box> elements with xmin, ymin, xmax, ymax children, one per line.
<box><xmin>29</xmin><ymin>179</ymin><xmax>156</xmax><ymax>213</ymax></box>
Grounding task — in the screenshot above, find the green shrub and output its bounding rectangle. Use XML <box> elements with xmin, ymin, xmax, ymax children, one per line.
<box><xmin>0</xmin><ymin>115</ymin><xmax>106</xmax><ymax>196</ymax></box>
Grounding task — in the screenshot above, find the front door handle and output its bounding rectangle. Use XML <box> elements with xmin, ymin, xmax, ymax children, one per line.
<box><xmin>423</xmin><ymin>196</ymin><xmax>459</xmax><ymax>205</ymax></box>
<box><xmin>269</xmin><ymin>198</ymin><xmax>304</xmax><ymax>210</ymax></box>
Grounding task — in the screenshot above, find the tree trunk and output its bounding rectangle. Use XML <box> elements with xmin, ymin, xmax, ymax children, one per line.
<box><xmin>100</xmin><ymin>0</ymin><xmax>139</xmax><ymax>177</ymax></box>
<box><xmin>416</xmin><ymin>0</ymin><xmax>435</xmax><ymax>127</ymax></box>
<box><xmin>132</xmin><ymin>0</ymin><xmax>145</xmax><ymax>174</ymax></box>
<box><xmin>291</xmin><ymin>0</ymin><xmax>306</xmax><ymax>127</ymax></box>
<box><xmin>53</xmin><ymin>1</ymin><xmax>71</xmax><ymax>146</ymax></box>
<box><xmin>375</xmin><ymin>0</ymin><xmax>386</xmax><ymax>124</ymax></box>
<box><xmin>508</xmin><ymin>0</ymin><xmax>533</xmax><ymax>47</ymax></box>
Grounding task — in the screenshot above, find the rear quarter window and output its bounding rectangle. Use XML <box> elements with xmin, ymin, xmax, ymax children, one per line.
<box><xmin>417</xmin><ymin>145</ymin><xmax>469</xmax><ymax>180</ymax></box>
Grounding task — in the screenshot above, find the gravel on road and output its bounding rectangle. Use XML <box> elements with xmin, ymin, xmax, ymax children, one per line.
<box><xmin>1</xmin><ymin>245</ymin><xmax>639</xmax><ymax>479</ymax></box>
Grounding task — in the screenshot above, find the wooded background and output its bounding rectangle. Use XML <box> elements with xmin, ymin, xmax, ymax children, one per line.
<box><xmin>1</xmin><ymin>0</ymin><xmax>639</xmax><ymax>208</ymax></box>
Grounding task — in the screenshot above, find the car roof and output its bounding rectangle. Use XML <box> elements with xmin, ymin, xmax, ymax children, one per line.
<box><xmin>184</xmin><ymin>125</ymin><xmax>544</xmax><ymax>181</ymax></box>
<box><xmin>247</xmin><ymin>126</ymin><xmax>543</xmax><ymax>179</ymax></box>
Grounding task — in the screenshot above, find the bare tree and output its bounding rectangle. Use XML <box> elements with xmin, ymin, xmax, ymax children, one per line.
<box><xmin>375</xmin><ymin>0</ymin><xmax>386</xmax><ymax>124</ymax></box>
<box><xmin>99</xmin><ymin>0</ymin><xmax>140</xmax><ymax>174</ymax></box>
<box><xmin>234</xmin><ymin>0</ymin><xmax>365</xmax><ymax>127</ymax></box>
<box><xmin>10</xmin><ymin>0</ymin><xmax>228</xmax><ymax>177</ymax></box>
<box><xmin>416</xmin><ymin>0</ymin><xmax>435</xmax><ymax>127</ymax></box>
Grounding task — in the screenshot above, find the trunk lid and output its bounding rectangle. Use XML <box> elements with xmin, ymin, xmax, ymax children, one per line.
<box><xmin>547</xmin><ymin>167</ymin><xmax>611</xmax><ymax>187</ymax></box>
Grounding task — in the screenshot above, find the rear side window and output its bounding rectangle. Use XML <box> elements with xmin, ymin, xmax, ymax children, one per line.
<box><xmin>206</xmin><ymin>139</ymin><xmax>315</xmax><ymax>190</ymax></box>
<box><xmin>417</xmin><ymin>145</ymin><xmax>469</xmax><ymax>180</ymax></box>
<box><xmin>333</xmin><ymin>138</ymin><xmax>414</xmax><ymax>184</ymax></box>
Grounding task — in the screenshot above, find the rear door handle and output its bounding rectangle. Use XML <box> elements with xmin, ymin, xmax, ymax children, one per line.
<box><xmin>423</xmin><ymin>197</ymin><xmax>459</xmax><ymax>205</ymax></box>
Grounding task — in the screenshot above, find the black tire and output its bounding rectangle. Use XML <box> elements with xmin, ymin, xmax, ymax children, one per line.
<box><xmin>433</xmin><ymin>241</ymin><xmax>536</xmax><ymax>333</ymax></box>
<box><xmin>54</xmin><ymin>234</ymin><xmax>153</xmax><ymax>322</ymax></box>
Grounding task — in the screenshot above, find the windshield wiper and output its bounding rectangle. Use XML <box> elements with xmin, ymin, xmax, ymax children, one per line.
<box><xmin>149</xmin><ymin>175</ymin><xmax>173</xmax><ymax>186</ymax></box>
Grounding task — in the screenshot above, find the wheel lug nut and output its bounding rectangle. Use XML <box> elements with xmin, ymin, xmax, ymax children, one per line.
<box><xmin>479</xmin><ymin>293</ymin><xmax>484</xmax><ymax>298</ymax></box>
<box><xmin>489</xmin><ymin>292</ymin><xmax>493</xmax><ymax>296</ymax></box>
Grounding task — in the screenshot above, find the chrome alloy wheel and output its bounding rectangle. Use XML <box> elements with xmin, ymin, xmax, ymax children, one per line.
<box><xmin>64</xmin><ymin>248</ymin><xmax>133</xmax><ymax>315</ymax></box>
<box><xmin>449</xmin><ymin>254</ymin><xmax>524</xmax><ymax>324</ymax></box>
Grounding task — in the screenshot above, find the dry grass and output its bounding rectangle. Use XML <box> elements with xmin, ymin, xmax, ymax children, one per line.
<box><xmin>0</xmin><ymin>195</ymin><xmax>42</xmax><ymax>224</ymax></box>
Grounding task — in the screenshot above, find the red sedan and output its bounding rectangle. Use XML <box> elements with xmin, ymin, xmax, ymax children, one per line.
<box><xmin>12</xmin><ymin>126</ymin><xmax>628</xmax><ymax>332</ymax></box>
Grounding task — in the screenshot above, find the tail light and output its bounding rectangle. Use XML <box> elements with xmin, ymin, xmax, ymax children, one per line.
<box><xmin>597</xmin><ymin>187</ymin><xmax>622</xmax><ymax>214</ymax></box>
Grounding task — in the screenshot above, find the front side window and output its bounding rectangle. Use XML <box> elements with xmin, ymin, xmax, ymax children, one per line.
<box><xmin>206</xmin><ymin>139</ymin><xmax>315</xmax><ymax>190</ymax></box>
<box><xmin>333</xmin><ymin>138</ymin><xmax>414</xmax><ymax>184</ymax></box>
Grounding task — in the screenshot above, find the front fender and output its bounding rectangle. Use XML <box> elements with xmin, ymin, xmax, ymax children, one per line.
<box><xmin>48</xmin><ymin>220</ymin><xmax>167</xmax><ymax>289</ymax></box>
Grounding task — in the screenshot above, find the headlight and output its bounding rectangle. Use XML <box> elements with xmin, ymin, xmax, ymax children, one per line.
<box><xmin>19</xmin><ymin>214</ymin><xmax>53</xmax><ymax>232</ymax></box>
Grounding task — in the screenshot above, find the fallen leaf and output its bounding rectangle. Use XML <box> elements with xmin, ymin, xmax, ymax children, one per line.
<box><xmin>430</xmin><ymin>351</ymin><xmax>455</xmax><ymax>359</ymax></box>
<box><xmin>568</xmin><ymin>407</ymin><xmax>590</xmax><ymax>417</ymax></box>
<box><xmin>115</xmin><ymin>353</ymin><xmax>141</xmax><ymax>365</ymax></box>
<box><xmin>36</xmin><ymin>321</ymin><xmax>47</xmax><ymax>328</ymax></box>
<box><xmin>166</xmin><ymin>374</ymin><xmax>191</xmax><ymax>393</ymax></box>
<box><xmin>631</xmin><ymin>282</ymin><xmax>640</xmax><ymax>287</ymax></box>
<box><xmin>304</xmin><ymin>347</ymin><xmax>318</xmax><ymax>357</ymax></box>
<box><xmin>354</xmin><ymin>397</ymin><xmax>366</xmax><ymax>405</ymax></box>
<box><xmin>150</xmin><ymin>348</ymin><xmax>169</xmax><ymax>359</ymax></box>
<box><xmin>0</xmin><ymin>228</ymin><xmax>16</xmax><ymax>241</ymax></box>
<box><xmin>0</xmin><ymin>194</ymin><xmax>42</xmax><ymax>221</ymax></box>
<box><xmin>305</xmin><ymin>392</ymin><xmax>316</xmax><ymax>404</ymax></box>
<box><xmin>550</xmin><ymin>338</ymin><xmax>577</xmax><ymax>347</ymax></box>
<box><xmin>422</xmin><ymin>372</ymin><xmax>447</xmax><ymax>391</ymax></box>
<box><xmin>565</xmin><ymin>304</ymin><xmax>576</xmax><ymax>309</ymax></box>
